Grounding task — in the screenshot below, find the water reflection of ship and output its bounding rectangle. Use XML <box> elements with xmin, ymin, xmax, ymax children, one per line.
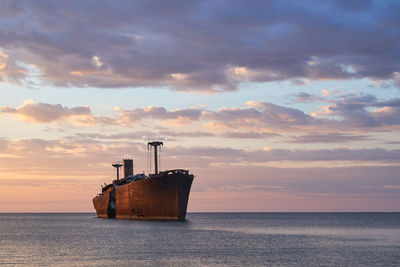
<box><xmin>92</xmin><ymin>141</ymin><xmax>194</xmax><ymax>220</ymax></box>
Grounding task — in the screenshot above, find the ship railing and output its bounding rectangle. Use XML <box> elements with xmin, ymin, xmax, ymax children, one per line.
<box><xmin>158</xmin><ymin>169</ymin><xmax>189</xmax><ymax>175</ymax></box>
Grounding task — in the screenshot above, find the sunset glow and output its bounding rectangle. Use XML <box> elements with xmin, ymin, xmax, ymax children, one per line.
<box><xmin>0</xmin><ymin>1</ymin><xmax>399</xmax><ymax>212</ymax></box>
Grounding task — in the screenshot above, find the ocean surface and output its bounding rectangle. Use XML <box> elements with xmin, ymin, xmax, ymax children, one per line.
<box><xmin>0</xmin><ymin>213</ymin><xmax>399</xmax><ymax>266</ymax></box>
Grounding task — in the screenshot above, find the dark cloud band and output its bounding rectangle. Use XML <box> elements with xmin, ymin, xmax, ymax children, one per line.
<box><xmin>0</xmin><ymin>0</ymin><xmax>399</xmax><ymax>91</ymax></box>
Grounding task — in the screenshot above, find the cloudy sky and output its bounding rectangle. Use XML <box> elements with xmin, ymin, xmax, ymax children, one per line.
<box><xmin>0</xmin><ymin>0</ymin><xmax>399</xmax><ymax>212</ymax></box>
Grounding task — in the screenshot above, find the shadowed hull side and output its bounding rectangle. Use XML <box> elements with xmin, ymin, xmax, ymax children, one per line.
<box><xmin>93</xmin><ymin>172</ymin><xmax>194</xmax><ymax>221</ymax></box>
<box><xmin>92</xmin><ymin>186</ymin><xmax>111</xmax><ymax>218</ymax></box>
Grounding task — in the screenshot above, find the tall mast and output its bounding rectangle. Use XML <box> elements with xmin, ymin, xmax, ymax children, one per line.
<box><xmin>112</xmin><ymin>163</ymin><xmax>123</xmax><ymax>180</ymax></box>
<box><xmin>148</xmin><ymin>141</ymin><xmax>163</xmax><ymax>174</ymax></box>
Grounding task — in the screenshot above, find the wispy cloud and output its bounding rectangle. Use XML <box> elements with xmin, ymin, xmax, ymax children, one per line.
<box><xmin>66</xmin><ymin>130</ymin><xmax>215</xmax><ymax>142</ymax></box>
<box><xmin>221</xmin><ymin>131</ymin><xmax>280</xmax><ymax>139</ymax></box>
<box><xmin>1</xmin><ymin>100</ymin><xmax>115</xmax><ymax>125</ymax></box>
<box><xmin>293</xmin><ymin>92</ymin><xmax>323</xmax><ymax>103</ymax></box>
<box><xmin>169</xmin><ymin>146</ymin><xmax>400</xmax><ymax>164</ymax></box>
<box><xmin>116</xmin><ymin>106</ymin><xmax>203</xmax><ymax>125</ymax></box>
<box><xmin>287</xmin><ymin>133</ymin><xmax>373</xmax><ymax>143</ymax></box>
<box><xmin>2</xmin><ymin>138</ymin><xmax>400</xmax><ymax>174</ymax></box>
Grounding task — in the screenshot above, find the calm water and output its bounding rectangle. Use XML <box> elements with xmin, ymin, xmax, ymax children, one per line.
<box><xmin>0</xmin><ymin>213</ymin><xmax>399</xmax><ymax>266</ymax></box>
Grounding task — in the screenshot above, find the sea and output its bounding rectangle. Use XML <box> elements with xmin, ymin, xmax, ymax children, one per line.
<box><xmin>0</xmin><ymin>213</ymin><xmax>399</xmax><ymax>266</ymax></box>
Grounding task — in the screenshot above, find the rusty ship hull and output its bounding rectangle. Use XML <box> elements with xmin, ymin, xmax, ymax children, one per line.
<box><xmin>93</xmin><ymin>170</ymin><xmax>194</xmax><ymax>221</ymax></box>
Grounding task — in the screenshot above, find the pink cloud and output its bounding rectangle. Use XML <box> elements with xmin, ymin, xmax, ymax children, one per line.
<box><xmin>3</xmin><ymin>96</ymin><xmax>400</xmax><ymax>136</ymax></box>
<box><xmin>1</xmin><ymin>101</ymin><xmax>114</xmax><ymax>125</ymax></box>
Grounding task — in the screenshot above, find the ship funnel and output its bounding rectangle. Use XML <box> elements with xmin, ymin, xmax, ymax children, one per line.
<box><xmin>123</xmin><ymin>159</ymin><xmax>134</xmax><ymax>177</ymax></box>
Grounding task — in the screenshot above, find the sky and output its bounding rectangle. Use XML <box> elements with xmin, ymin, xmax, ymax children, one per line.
<box><xmin>0</xmin><ymin>0</ymin><xmax>399</xmax><ymax>212</ymax></box>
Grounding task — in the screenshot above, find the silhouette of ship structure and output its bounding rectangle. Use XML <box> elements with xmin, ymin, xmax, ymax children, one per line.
<box><xmin>93</xmin><ymin>141</ymin><xmax>194</xmax><ymax>220</ymax></box>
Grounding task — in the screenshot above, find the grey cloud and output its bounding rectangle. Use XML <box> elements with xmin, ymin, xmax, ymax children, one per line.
<box><xmin>204</xmin><ymin>101</ymin><xmax>322</xmax><ymax>131</ymax></box>
<box><xmin>287</xmin><ymin>133</ymin><xmax>373</xmax><ymax>143</ymax></box>
<box><xmin>375</xmin><ymin>98</ymin><xmax>400</xmax><ymax>107</ymax></box>
<box><xmin>327</xmin><ymin>94</ymin><xmax>400</xmax><ymax>127</ymax></box>
<box><xmin>194</xmin><ymin>165</ymin><xmax>400</xmax><ymax>196</ymax></box>
<box><xmin>386</xmin><ymin>141</ymin><xmax>400</xmax><ymax>145</ymax></box>
<box><xmin>4</xmin><ymin>137</ymin><xmax>400</xmax><ymax>171</ymax></box>
<box><xmin>158</xmin><ymin>130</ymin><xmax>214</xmax><ymax>138</ymax></box>
<box><xmin>4</xmin><ymin>94</ymin><xmax>400</xmax><ymax>133</ymax></box>
<box><xmin>0</xmin><ymin>178</ymin><xmax>97</xmax><ymax>188</ymax></box>
<box><xmin>65</xmin><ymin>133</ymin><xmax>144</xmax><ymax>142</ymax></box>
<box><xmin>293</xmin><ymin>92</ymin><xmax>322</xmax><ymax>103</ymax></box>
<box><xmin>2</xmin><ymin>136</ymin><xmax>400</xmax><ymax>202</ymax></box>
<box><xmin>118</xmin><ymin>106</ymin><xmax>202</xmax><ymax>124</ymax></box>
<box><xmin>257</xmin><ymin>102</ymin><xmax>317</xmax><ymax>125</ymax></box>
<box><xmin>221</xmin><ymin>131</ymin><xmax>280</xmax><ymax>139</ymax></box>
<box><xmin>1</xmin><ymin>136</ymin><xmax>400</xmax><ymax>213</ymax></box>
<box><xmin>69</xmin><ymin>130</ymin><xmax>277</xmax><ymax>142</ymax></box>
<box><xmin>0</xmin><ymin>137</ymin><xmax>147</xmax><ymax>176</ymax></box>
<box><xmin>168</xmin><ymin>146</ymin><xmax>400</xmax><ymax>163</ymax></box>
<box><xmin>67</xmin><ymin>130</ymin><xmax>214</xmax><ymax>142</ymax></box>
<box><xmin>0</xmin><ymin>101</ymin><xmax>115</xmax><ymax>124</ymax></box>
<box><xmin>0</xmin><ymin>0</ymin><xmax>399</xmax><ymax>91</ymax></box>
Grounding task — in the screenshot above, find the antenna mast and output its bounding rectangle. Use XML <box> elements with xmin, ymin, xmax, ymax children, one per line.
<box><xmin>147</xmin><ymin>141</ymin><xmax>163</xmax><ymax>174</ymax></box>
